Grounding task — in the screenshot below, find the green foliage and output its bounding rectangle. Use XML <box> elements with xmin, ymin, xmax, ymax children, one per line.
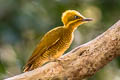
<box><xmin>0</xmin><ymin>0</ymin><xmax>120</xmax><ymax>80</ymax></box>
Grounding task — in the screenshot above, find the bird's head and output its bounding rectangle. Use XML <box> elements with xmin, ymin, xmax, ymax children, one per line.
<box><xmin>62</xmin><ymin>10</ymin><xmax>92</xmax><ymax>29</ymax></box>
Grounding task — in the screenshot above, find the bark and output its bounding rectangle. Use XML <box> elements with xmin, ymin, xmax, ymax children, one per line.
<box><xmin>5</xmin><ymin>20</ymin><xmax>120</xmax><ymax>80</ymax></box>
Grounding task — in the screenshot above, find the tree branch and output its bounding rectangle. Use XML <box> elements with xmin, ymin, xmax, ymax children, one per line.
<box><xmin>5</xmin><ymin>20</ymin><xmax>120</xmax><ymax>80</ymax></box>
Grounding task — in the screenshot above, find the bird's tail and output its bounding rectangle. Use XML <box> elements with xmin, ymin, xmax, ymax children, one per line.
<box><xmin>23</xmin><ymin>59</ymin><xmax>46</xmax><ymax>72</ymax></box>
<box><xmin>23</xmin><ymin>63</ymin><xmax>34</xmax><ymax>72</ymax></box>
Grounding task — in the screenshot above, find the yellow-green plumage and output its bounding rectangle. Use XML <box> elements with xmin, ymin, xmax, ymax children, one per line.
<box><xmin>23</xmin><ymin>10</ymin><xmax>92</xmax><ymax>72</ymax></box>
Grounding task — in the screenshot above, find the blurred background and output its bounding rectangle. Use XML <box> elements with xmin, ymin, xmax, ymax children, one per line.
<box><xmin>0</xmin><ymin>0</ymin><xmax>120</xmax><ymax>80</ymax></box>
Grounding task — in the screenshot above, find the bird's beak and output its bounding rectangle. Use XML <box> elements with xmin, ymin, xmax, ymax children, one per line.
<box><xmin>82</xmin><ymin>18</ymin><xmax>93</xmax><ymax>21</ymax></box>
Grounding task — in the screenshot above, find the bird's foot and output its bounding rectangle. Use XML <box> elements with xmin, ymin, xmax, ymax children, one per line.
<box><xmin>55</xmin><ymin>58</ymin><xmax>66</xmax><ymax>69</ymax></box>
<box><xmin>48</xmin><ymin>57</ymin><xmax>65</xmax><ymax>69</ymax></box>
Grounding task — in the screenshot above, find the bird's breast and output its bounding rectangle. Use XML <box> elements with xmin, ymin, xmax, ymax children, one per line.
<box><xmin>49</xmin><ymin>32</ymin><xmax>73</xmax><ymax>58</ymax></box>
<box><xmin>60</xmin><ymin>33</ymin><xmax>73</xmax><ymax>48</ymax></box>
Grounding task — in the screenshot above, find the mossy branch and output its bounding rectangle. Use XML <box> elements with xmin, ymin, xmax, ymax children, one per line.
<box><xmin>5</xmin><ymin>20</ymin><xmax>120</xmax><ymax>80</ymax></box>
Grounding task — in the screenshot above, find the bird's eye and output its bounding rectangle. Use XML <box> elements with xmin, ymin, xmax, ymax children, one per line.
<box><xmin>74</xmin><ymin>16</ymin><xmax>80</xmax><ymax>19</ymax></box>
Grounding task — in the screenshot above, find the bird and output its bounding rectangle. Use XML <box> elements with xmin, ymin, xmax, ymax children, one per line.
<box><xmin>23</xmin><ymin>10</ymin><xmax>92</xmax><ymax>72</ymax></box>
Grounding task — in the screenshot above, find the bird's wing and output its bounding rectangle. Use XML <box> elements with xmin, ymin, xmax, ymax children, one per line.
<box><xmin>23</xmin><ymin>27</ymin><xmax>62</xmax><ymax>71</ymax></box>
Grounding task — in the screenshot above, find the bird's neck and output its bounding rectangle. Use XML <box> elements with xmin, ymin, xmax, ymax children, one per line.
<box><xmin>64</xmin><ymin>21</ymin><xmax>81</xmax><ymax>33</ymax></box>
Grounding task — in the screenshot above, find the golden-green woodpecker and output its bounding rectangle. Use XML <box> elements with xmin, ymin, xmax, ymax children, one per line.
<box><xmin>23</xmin><ymin>10</ymin><xmax>92</xmax><ymax>72</ymax></box>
